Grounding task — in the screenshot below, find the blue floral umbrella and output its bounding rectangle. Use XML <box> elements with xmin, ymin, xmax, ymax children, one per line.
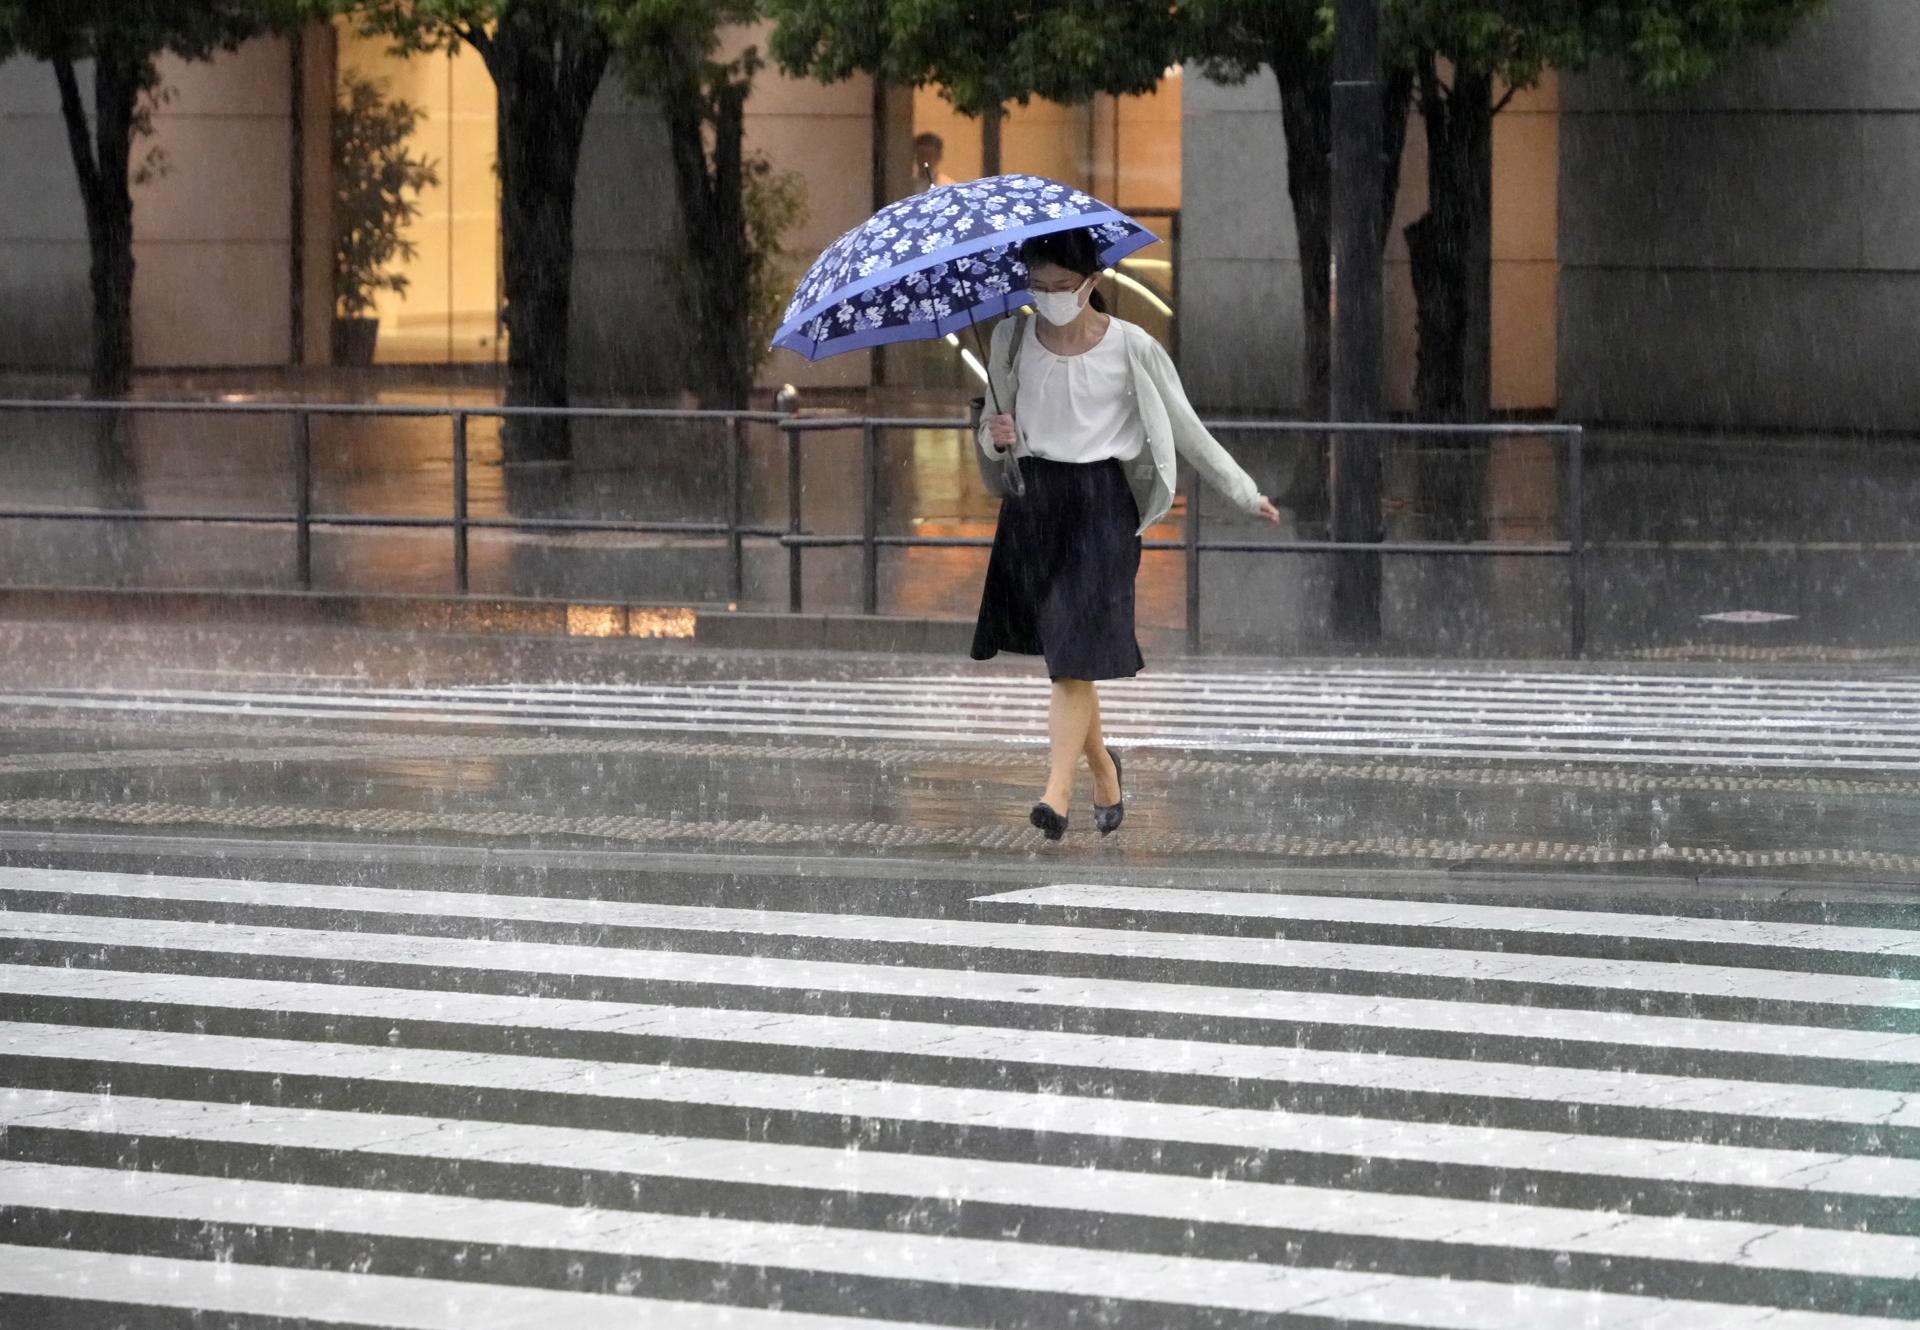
<box><xmin>771</xmin><ymin>173</ymin><xmax>1161</xmax><ymax>362</ymax></box>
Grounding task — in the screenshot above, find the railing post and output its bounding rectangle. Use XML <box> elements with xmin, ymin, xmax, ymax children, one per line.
<box><xmin>786</xmin><ymin>422</ymin><xmax>803</xmax><ymax>612</ymax></box>
<box><xmin>1568</xmin><ymin>425</ymin><xmax>1587</xmax><ymax>659</ymax></box>
<box><xmin>861</xmin><ymin>421</ymin><xmax>880</xmax><ymax>615</ymax></box>
<box><xmin>1184</xmin><ymin>464</ymin><xmax>1202</xmax><ymax>654</ymax></box>
<box><xmin>292</xmin><ymin>409</ymin><xmax>312</xmax><ymax>590</ymax></box>
<box><xmin>452</xmin><ymin>410</ymin><xmax>470</xmax><ymax>595</ymax></box>
<box><xmin>726</xmin><ymin>416</ymin><xmax>745</xmax><ymax>606</ymax></box>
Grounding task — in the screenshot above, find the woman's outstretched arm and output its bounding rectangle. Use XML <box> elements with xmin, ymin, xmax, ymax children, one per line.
<box><xmin>1146</xmin><ymin>339</ymin><xmax>1279</xmax><ymax>522</ymax></box>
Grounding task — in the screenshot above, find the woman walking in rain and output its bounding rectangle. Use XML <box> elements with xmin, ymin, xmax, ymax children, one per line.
<box><xmin>971</xmin><ymin>227</ymin><xmax>1282</xmax><ymax>840</ymax></box>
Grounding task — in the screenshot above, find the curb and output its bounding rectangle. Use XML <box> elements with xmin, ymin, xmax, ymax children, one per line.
<box><xmin>0</xmin><ymin>586</ymin><xmax>979</xmax><ymax>654</ymax></box>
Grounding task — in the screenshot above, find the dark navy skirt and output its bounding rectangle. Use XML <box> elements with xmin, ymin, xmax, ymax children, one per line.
<box><xmin>970</xmin><ymin>455</ymin><xmax>1144</xmax><ymax>681</ymax></box>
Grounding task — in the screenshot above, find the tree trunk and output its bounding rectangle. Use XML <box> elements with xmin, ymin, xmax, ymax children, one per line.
<box><xmin>1407</xmin><ymin>55</ymin><xmax>1493</xmax><ymax>422</ymax></box>
<box><xmin>662</xmin><ymin>64</ymin><xmax>754</xmax><ymax>410</ymax></box>
<box><xmin>1274</xmin><ymin>48</ymin><xmax>1333</xmax><ymax>420</ymax></box>
<box><xmin>53</xmin><ymin>51</ymin><xmax>142</xmax><ymax>397</ymax></box>
<box><xmin>484</xmin><ymin>11</ymin><xmax>607</xmax><ymax>463</ymax></box>
<box><xmin>705</xmin><ymin>80</ymin><xmax>752</xmax><ymax>409</ymax></box>
<box><xmin>1273</xmin><ymin>50</ymin><xmax>1413</xmax><ymax>421</ymax></box>
<box><xmin>1272</xmin><ymin>49</ymin><xmax>1413</xmax><ymax>518</ymax></box>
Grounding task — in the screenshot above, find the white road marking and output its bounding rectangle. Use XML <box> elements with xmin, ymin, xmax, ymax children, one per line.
<box><xmin>6</xmin><ymin>663</ymin><xmax>1920</xmax><ymax>769</ymax></box>
<box><xmin>9</xmin><ymin>911</ymin><xmax>1915</xmax><ymax>1066</ymax></box>
<box><xmin>7</xmin><ymin>964</ymin><xmax>1911</xmax><ymax>1132</ymax></box>
<box><xmin>7</xmin><ymin>1091</ymin><xmax>1915</xmax><ymax>1282</ymax></box>
<box><xmin>985</xmin><ymin>883</ymin><xmax>1920</xmax><ymax>960</ymax></box>
<box><xmin>4</xmin><ymin>1162</ymin><xmax>1910</xmax><ymax>1329</ymax></box>
<box><xmin>5</xmin><ymin>1021</ymin><xmax>1915</xmax><ymax>1201</ymax></box>
<box><xmin>4</xmin><ymin>868</ymin><xmax>1911</xmax><ymax>1012</ymax></box>
<box><xmin>0</xmin><ymin>1243</ymin><xmax>946</xmax><ymax>1329</ymax></box>
<box><xmin>5</xmin><ymin>860</ymin><xmax>1914</xmax><ymax>1326</ymax></box>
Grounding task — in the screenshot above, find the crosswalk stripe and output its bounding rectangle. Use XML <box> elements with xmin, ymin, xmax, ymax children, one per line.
<box><xmin>858</xmin><ymin>667</ymin><xmax>1920</xmax><ymax>697</ymax></box>
<box><xmin>0</xmin><ymin>1243</ymin><xmax>949</xmax><ymax>1329</ymax></box>
<box><xmin>8</xmin><ymin>964</ymin><xmax>1912</xmax><ymax>1142</ymax></box>
<box><xmin>984</xmin><ymin>883</ymin><xmax>1920</xmax><ymax>961</ymax></box>
<box><xmin>11</xmin><ymin>911</ymin><xmax>1916</xmax><ymax>1071</ymax></box>
<box><xmin>397</xmin><ymin>687</ymin><xmax>1920</xmax><ymax>735</ymax></box>
<box><xmin>441</xmin><ymin>678</ymin><xmax>1920</xmax><ymax>723</ymax></box>
<box><xmin>8</xmin><ymin>662</ymin><xmax>1920</xmax><ymax>769</ymax></box>
<box><xmin>4</xmin><ymin>1162</ymin><xmax>1909</xmax><ymax>1329</ymax></box>
<box><xmin>461</xmin><ymin>670</ymin><xmax>1920</xmax><ymax>696</ymax></box>
<box><xmin>7</xmin><ymin>1092</ymin><xmax>1917</xmax><ymax>1284</ymax></box>
<box><xmin>6</xmin><ymin>857</ymin><xmax>1916</xmax><ymax>1324</ymax></box>
<box><xmin>7</xmin><ymin>1020</ymin><xmax>1917</xmax><ymax>1209</ymax></box>
<box><xmin>950</xmin><ymin>667</ymin><xmax>1920</xmax><ymax>696</ymax></box>
<box><xmin>7</xmin><ymin>868</ymin><xmax>1910</xmax><ymax>1014</ymax></box>
<box><xmin>131</xmin><ymin>678</ymin><xmax>1920</xmax><ymax>746</ymax></box>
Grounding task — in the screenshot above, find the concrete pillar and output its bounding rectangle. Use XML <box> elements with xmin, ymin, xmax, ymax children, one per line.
<box><xmin>1177</xmin><ymin>65</ymin><xmax>1304</xmax><ymax>413</ymax></box>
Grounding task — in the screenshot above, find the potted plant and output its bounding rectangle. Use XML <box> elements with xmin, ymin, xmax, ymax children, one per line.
<box><xmin>331</xmin><ymin>71</ymin><xmax>438</xmax><ymax>366</ymax></box>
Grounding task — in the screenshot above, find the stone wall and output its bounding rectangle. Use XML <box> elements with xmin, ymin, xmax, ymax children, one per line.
<box><xmin>1558</xmin><ymin>0</ymin><xmax>1920</xmax><ymax>430</ymax></box>
<box><xmin>1180</xmin><ymin>64</ymin><xmax>1560</xmax><ymax>416</ymax></box>
<box><xmin>0</xmin><ymin>54</ymin><xmax>105</xmax><ymax>369</ymax></box>
<box><xmin>0</xmin><ymin>39</ymin><xmax>300</xmax><ymax>371</ymax></box>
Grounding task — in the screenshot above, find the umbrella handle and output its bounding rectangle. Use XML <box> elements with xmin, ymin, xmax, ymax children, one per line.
<box><xmin>966</xmin><ymin>319</ymin><xmax>1004</xmax><ymax>419</ymax></box>
<box><xmin>966</xmin><ymin>314</ymin><xmax>1026</xmax><ymax>499</ymax></box>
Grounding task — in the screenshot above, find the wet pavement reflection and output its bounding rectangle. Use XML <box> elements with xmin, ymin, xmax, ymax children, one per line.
<box><xmin>4</xmin><ymin>398</ymin><xmax>1918</xmax><ymax>656</ymax></box>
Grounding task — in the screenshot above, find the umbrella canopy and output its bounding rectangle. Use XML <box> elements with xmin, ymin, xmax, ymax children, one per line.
<box><xmin>771</xmin><ymin>173</ymin><xmax>1160</xmax><ymax>362</ymax></box>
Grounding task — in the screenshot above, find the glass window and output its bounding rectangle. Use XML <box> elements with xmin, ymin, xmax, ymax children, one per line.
<box><xmin>333</xmin><ymin>23</ymin><xmax>504</xmax><ymax>366</ymax></box>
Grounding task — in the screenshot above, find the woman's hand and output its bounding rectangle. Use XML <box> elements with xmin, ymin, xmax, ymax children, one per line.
<box><xmin>985</xmin><ymin>413</ymin><xmax>1017</xmax><ymax>450</ymax></box>
<box><xmin>1255</xmin><ymin>496</ymin><xmax>1281</xmax><ymax>524</ymax></box>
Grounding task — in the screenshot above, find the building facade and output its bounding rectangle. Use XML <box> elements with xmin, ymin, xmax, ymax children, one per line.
<box><xmin>1556</xmin><ymin>0</ymin><xmax>1920</xmax><ymax>431</ymax></box>
<box><xmin>0</xmin><ymin>0</ymin><xmax>1913</xmax><ymax>430</ymax></box>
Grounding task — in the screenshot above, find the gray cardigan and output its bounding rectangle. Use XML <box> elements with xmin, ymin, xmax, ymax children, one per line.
<box><xmin>975</xmin><ymin>314</ymin><xmax>1264</xmax><ymax>535</ymax></box>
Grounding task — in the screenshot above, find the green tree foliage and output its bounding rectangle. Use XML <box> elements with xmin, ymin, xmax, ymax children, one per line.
<box><xmin>767</xmin><ymin>0</ymin><xmax>1828</xmax><ymax>426</ymax></box>
<box><xmin>0</xmin><ymin>1</ymin><xmax>305</xmax><ymax>394</ymax></box>
<box><xmin>768</xmin><ymin>0</ymin><xmax>1174</xmax><ymax>171</ymax></box>
<box><xmin>769</xmin><ymin>0</ymin><xmax>1173</xmax><ymax>117</ymax></box>
<box><xmin>331</xmin><ymin>71</ymin><xmax>439</xmax><ymax>320</ymax></box>
<box><xmin>743</xmin><ymin>153</ymin><xmax>808</xmax><ymax>380</ymax></box>
<box><xmin>766</xmin><ymin>0</ymin><xmax>1398</xmax><ymax>422</ymax></box>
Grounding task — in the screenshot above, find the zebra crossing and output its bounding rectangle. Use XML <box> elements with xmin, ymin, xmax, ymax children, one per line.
<box><xmin>6</xmin><ymin>666</ymin><xmax>1920</xmax><ymax>770</ymax></box>
<box><xmin>1</xmin><ymin>864</ymin><xmax>1916</xmax><ymax>1327</ymax></box>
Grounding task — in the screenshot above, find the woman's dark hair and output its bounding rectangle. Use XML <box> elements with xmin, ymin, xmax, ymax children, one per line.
<box><xmin>1018</xmin><ymin>228</ymin><xmax>1109</xmax><ymax>314</ymax></box>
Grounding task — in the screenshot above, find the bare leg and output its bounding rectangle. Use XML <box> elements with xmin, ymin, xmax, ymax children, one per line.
<box><xmin>1041</xmin><ymin>678</ymin><xmax>1096</xmax><ymax>812</ymax></box>
<box><xmin>1083</xmin><ymin>686</ymin><xmax>1119</xmax><ymax>804</ymax></box>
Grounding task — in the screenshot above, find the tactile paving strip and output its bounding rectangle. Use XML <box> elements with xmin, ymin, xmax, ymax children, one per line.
<box><xmin>4</xmin><ymin>728</ymin><xmax>1917</xmax><ymax>798</ymax></box>
<box><xmin>2</xmin><ymin>794</ymin><xmax>1917</xmax><ymax>871</ymax></box>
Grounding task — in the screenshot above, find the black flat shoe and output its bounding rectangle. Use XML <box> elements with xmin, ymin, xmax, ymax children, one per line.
<box><xmin>1094</xmin><ymin>747</ymin><xmax>1125</xmax><ymax>836</ymax></box>
<box><xmin>1029</xmin><ymin>802</ymin><xmax>1068</xmax><ymax>841</ymax></box>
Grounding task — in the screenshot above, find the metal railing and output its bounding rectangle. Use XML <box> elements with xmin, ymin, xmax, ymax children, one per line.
<box><xmin>0</xmin><ymin>399</ymin><xmax>1587</xmax><ymax>655</ymax></box>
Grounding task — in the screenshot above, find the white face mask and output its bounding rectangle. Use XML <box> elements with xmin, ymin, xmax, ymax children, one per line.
<box><xmin>1029</xmin><ymin>278</ymin><xmax>1090</xmax><ymax>327</ymax></box>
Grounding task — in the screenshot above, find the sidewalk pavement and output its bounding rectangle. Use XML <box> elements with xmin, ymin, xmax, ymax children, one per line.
<box><xmin>1</xmin><ymin>620</ymin><xmax>1917</xmax><ymax>901</ymax></box>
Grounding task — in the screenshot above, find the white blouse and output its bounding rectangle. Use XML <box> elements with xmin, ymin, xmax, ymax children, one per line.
<box><xmin>1016</xmin><ymin>319</ymin><xmax>1146</xmax><ymax>464</ymax></box>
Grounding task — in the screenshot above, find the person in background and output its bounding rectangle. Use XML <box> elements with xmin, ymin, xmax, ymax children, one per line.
<box><xmin>915</xmin><ymin>132</ymin><xmax>956</xmax><ymax>189</ymax></box>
